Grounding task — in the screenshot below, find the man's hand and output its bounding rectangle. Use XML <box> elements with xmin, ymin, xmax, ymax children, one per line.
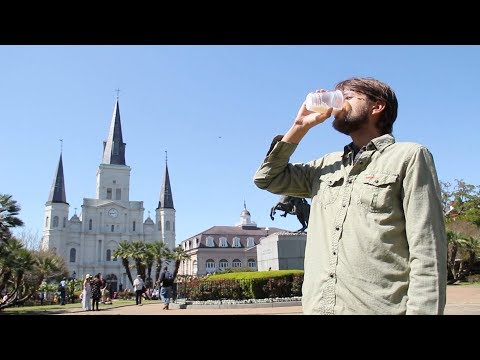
<box><xmin>283</xmin><ymin>90</ymin><xmax>333</xmax><ymax>144</ymax></box>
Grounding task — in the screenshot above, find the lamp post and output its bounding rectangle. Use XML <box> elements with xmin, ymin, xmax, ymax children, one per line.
<box><xmin>70</xmin><ymin>271</ymin><xmax>76</xmax><ymax>303</ymax></box>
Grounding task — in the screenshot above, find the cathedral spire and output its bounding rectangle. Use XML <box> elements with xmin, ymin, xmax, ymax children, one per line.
<box><xmin>158</xmin><ymin>152</ymin><xmax>174</xmax><ymax>209</ymax></box>
<box><xmin>102</xmin><ymin>97</ymin><xmax>126</xmax><ymax>165</ymax></box>
<box><xmin>48</xmin><ymin>150</ymin><xmax>68</xmax><ymax>204</ymax></box>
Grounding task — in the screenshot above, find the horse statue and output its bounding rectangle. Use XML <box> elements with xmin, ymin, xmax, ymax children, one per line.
<box><xmin>270</xmin><ymin>195</ymin><xmax>311</xmax><ymax>232</ymax></box>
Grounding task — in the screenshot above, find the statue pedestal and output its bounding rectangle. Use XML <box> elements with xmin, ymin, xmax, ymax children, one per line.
<box><xmin>256</xmin><ymin>231</ymin><xmax>306</xmax><ymax>271</ymax></box>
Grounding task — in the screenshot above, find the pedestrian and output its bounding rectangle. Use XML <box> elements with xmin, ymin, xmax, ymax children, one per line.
<box><xmin>133</xmin><ymin>275</ymin><xmax>145</xmax><ymax>306</ymax></box>
<box><xmin>58</xmin><ymin>277</ymin><xmax>67</xmax><ymax>305</ymax></box>
<box><xmin>100</xmin><ymin>274</ymin><xmax>107</xmax><ymax>303</ymax></box>
<box><xmin>253</xmin><ymin>77</ymin><xmax>447</xmax><ymax>315</ymax></box>
<box><xmin>159</xmin><ymin>266</ymin><xmax>174</xmax><ymax>310</ymax></box>
<box><xmin>82</xmin><ymin>274</ymin><xmax>93</xmax><ymax>311</ymax></box>
<box><xmin>90</xmin><ymin>273</ymin><xmax>102</xmax><ymax>311</ymax></box>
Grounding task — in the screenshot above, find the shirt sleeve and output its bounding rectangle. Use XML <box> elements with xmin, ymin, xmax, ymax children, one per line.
<box><xmin>253</xmin><ymin>138</ymin><xmax>314</xmax><ymax>198</ymax></box>
<box><xmin>403</xmin><ymin>146</ymin><xmax>447</xmax><ymax>314</ymax></box>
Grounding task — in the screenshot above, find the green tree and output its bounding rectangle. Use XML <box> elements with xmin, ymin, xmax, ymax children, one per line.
<box><xmin>442</xmin><ymin>179</ymin><xmax>480</xmax><ymax>282</ymax></box>
<box><xmin>171</xmin><ymin>245</ymin><xmax>191</xmax><ymax>279</ymax></box>
<box><xmin>0</xmin><ymin>194</ymin><xmax>24</xmax><ymax>243</ymax></box>
<box><xmin>113</xmin><ymin>241</ymin><xmax>134</xmax><ymax>287</ymax></box>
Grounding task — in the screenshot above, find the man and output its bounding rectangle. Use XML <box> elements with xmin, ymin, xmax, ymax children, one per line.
<box><xmin>159</xmin><ymin>266</ymin><xmax>174</xmax><ymax>310</ymax></box>
<box><xmin>253</xmin><ymin>77</ymin><xmax>447</xmax><ymax>315</ymax></box>
<box><xmin>58</xmin><ymin>277</ymin><xmax>67</xmax><ymax>305</ymax></box>
<box><xmin>133</xmin><ymin>275</ymin><xmax>145</xmax><ymax>306</ymax></box>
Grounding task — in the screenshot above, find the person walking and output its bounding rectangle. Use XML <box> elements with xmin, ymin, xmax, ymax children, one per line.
<box><xmin>253</xmin><ymin>77</ymin><xmax>447</xmax><ymax>315</ymax></box>
<box><xmin>133</xmin><ymin>275</ymin><xmax>145</xmax><ymax>306</ymax></box>
<box><xmin>58</xmin><ymin>277</ymin><xmax>67</xmax><ymax>305</ymax></box>
<box><xmin>159</xmin><ymin>266</ymin><xmax>174</xmax><ymax>310</ymax></box>
<box><xmin>82</xmin><ymin>274</ymin><xmax>93</xmax><ymax>311</ymax></box>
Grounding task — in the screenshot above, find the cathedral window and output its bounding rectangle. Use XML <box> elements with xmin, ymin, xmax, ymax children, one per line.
<box><xmin>63</xmin><ymin>217</ymin><xmax>67</xmax><ymax>228</ymax></box>
<box><xmin>89</xmin><ymin>219</ymin><xmax>92</xmax><ymax>230</ymax></box>
<box><xmin>133</xmin><ymin>221</ymin><xmax>136</xmax><ymax>232</ymax></box>
<box><xmin>107</xmin><ymin>188</ymin><xmax>112</xmax><ymax>199</ymax></box>
<box><xmin>69</xmin><ymin>248</ymin><xmax>76</xmax><ymax>263</ymax></box>
<box><xmin>166</xmin><ymin>221</ymin><xmax>170</xmax><ymax>231</ymax></box>
<box><xmin>115</xmin><ymin>188</ymin><xmax>121</xmax><ymax>200</ymax></box>
<box><xmin>45</xmin><ymin>216</ymin><xmax>49</xmax><ymax>227</ymax></box>
<box><xmin>106</xmin><ymin>249</ymin><xmax>111</xmax><ymax>261</ymax></box>
<box><xmin>53</xmin><ymin>216</ymin><xmax>59</xmax><ymax>227</ymax></box>
<box><xmin>111</xmin><ymin>225</ymin><xmax>115</xmax><ymax>232</ymax></box>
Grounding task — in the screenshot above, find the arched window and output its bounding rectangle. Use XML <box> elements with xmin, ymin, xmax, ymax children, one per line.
<box><xmin>106</xmin><ymin>249</ymin><xmax>112</xmax><ymax>261</ymax></box>
<box><xmin>232</xmin><ymin>259</ymin><xmax>242</xmax><ymax>268</ymax></box>
<box><xmin>107</xmin><ymin>188</ymin><xmax>112</xmax><ymax>199</ymax></box>
<box><xmin>111</xmin><ymin>225</ymin><xmax>115</xmax><ymax>232</ymax></box>
<box><xmin>206</xmin><ymin>259</ymin><xmax>216</xmax><ymax>272</ymax></box>
<box><xmin>53</xmin><ymin>216</ymin><xmax>59</xmax><ymax>227</ymax></box>
<box><xmin>248</xmin><ymin>258</ymin><xmax>256</xmax><ymax>268</ymax></box>
<box><xmin>219</xmin><ymin>259</ymin><xmax>229</xmax><ymax>270</ymax></box>
<box><xmin>89</xmin><ymin>219</ymin><xmax>92</xmax><ymax>230</ymax></box>
<box><xmin>69</xmin><ymin>248</ymin><xmax>76</xmax><ymax>263</ymax></box>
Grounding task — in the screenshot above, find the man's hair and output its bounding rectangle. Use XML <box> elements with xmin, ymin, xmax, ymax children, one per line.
<box><xmin>335</xmin><ymin>77</ymin><xmax>398</xmax><ymax>135</ymax></box>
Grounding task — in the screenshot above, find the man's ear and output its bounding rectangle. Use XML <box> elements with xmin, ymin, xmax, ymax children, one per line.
<box><xmin>372</xmin><ymin>100</ymin><xmax>386</xmax><ymax>115</ymax></box>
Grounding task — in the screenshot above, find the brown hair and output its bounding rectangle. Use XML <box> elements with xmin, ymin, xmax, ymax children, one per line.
<box><xmin>335</xmin><ymin>77</ymin><xmax>398</xmax><ymax>135</ymax></box>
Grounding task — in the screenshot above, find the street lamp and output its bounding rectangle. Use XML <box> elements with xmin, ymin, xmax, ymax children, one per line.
<box><xmin>70</xmin><ymin>271</ymin><xmax>76</xmax><ymax>303</ymax></box>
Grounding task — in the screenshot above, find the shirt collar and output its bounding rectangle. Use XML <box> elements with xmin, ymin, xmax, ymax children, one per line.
<box><xmin>343</xmin><ymin>134</ymin><xmax>395</xmax><ymax>157</ymax></box>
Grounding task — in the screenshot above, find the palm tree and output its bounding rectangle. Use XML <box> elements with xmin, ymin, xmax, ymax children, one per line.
<box><xmin>0</xmin><ymin>237</ymin><xmax>36</xmax><ymax>309</ymax></box>
<box><xmin>0</xmin><ymin>194</ymin><xmax>24</xmax><ymax>243</ymax></box>
<box><xmin>130</xmin><ymin>241</ymin><xmax>147</xmax><ymax>280</ymax></box>
<box><xmin>148</xmin><ymin>242</ymin><xmax>170</xmax><ymax>285</ymax></box>
<box><xmin>113</xmin><ymin>241</ymin><xmax>134</xmax><ymax>287</ymax></box>
<box><xmin>171</xmin><ymin>245</ymin><xmax>191</xmax><ymax>279</ymax></box>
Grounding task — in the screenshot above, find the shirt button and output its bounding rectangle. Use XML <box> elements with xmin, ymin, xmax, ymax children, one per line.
<box><xmin>348</xmin><ymin>180</ymin><xmax>352</xmax><ymax>184</ymax></box>
<box><xmin>335</xmin><ymin>227</ymin><xmax>340</xmax><ymax>231</ymax></box>
<box><xmin>329</xmin><ymin>273</ymin><xmax>334</xmax><ymax>278</ymax></box>
<box><xmin>333</xmin><ymin>251</ymin><xmax>336</xmax><ymax>255</ymax></box>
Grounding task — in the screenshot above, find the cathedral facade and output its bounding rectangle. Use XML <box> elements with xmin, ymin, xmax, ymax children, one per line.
<box><xmin>40</xmin><ymin>97</ymin><xmax>175</xmax><ymax>292</ymax></box>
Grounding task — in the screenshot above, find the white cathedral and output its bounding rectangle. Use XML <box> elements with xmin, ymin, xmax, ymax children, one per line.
<box><xmin>40</xmin><ymin>97</ymin><xmax>176</xmax><ymax>292</ymax></box>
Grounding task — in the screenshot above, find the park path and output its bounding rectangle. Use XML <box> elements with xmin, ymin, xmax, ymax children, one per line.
<box><xmin>58</xmin><ymin>284</ymin><xmax>480</xmax><ymax>315</ymax></box>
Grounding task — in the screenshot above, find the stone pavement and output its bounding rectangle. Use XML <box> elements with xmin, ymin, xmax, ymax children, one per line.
<box><xmin>58</xmin><ymin>284</ymin><xmax>480</xmax><ymax>315</ymax></box>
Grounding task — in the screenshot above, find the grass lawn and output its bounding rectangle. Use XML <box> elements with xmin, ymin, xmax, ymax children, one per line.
<box><xmin>0</xmin><ymin>299</ymin><xmax>142</xmax><ymax>315</ymax></box>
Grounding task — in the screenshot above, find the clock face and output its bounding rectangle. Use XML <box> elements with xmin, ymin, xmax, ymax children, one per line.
<box><xmin>108</xmin><ymin>208</ymin><xmax>118</xmax><ymax>218</ymax></box>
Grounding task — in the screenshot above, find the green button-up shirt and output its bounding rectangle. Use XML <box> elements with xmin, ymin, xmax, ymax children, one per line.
<box><xmin>253</xmin><ymin>134</ymin><xmax>447</xmax><ymax>315</ymax></box>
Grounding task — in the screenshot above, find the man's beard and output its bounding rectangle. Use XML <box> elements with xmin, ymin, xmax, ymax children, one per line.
<box><xmin>332</xmin><ymin>106</ymin><xmax>369</xmax><ymax>135</ymax></box>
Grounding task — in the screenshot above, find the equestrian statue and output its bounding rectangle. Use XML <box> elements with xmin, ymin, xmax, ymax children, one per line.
<box><xmin>270</xmin><ymin>195</ymin><xmax>311</xmax><ymax>232</ymax></box>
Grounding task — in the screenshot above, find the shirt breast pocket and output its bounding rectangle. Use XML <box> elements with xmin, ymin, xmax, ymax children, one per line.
<box><xmin>356</xmin><ymin>173</ymin><xmax>398</xmax><ymax>213</ymax></box>
<box><xmin>316</xmin><ymin>173</ymin><xmax>344</xmax><ymax>209</ymax></box>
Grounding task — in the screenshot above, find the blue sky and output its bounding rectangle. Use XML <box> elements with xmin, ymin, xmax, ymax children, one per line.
<box><xmin>2</xmin><ymin>45</ymin><xmax>479</xmax><ymax>246</ymax></box>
